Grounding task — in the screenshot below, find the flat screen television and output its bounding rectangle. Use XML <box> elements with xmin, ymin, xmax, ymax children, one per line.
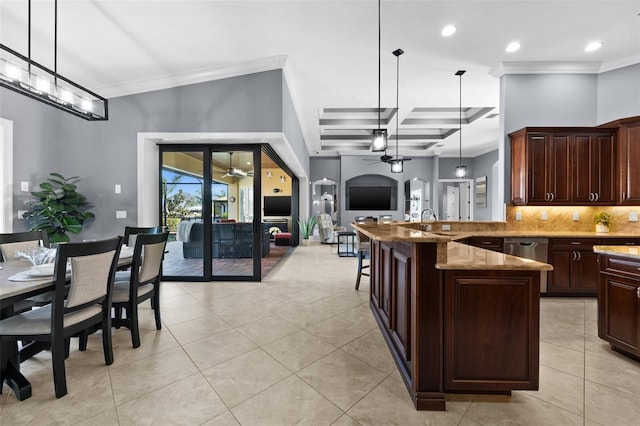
<box><xmin>348</xmin><ymin>186</ymin><xmax>392</xmax><ymax>210</ymax></box>
<box><xmin>263</xmin><ymin>196</ymin><xmax>292</xmax><ymax>216</ymax></box>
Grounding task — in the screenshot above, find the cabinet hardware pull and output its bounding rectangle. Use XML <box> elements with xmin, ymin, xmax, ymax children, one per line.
<box><xmin>545</xmin><ymin>192</ymin><xmax>549</xmax><ymax>202</ymax></box>
<box><xmin>577</xmin><ymin>252</ymin><xmax>581</xmax><ymax>261</ymax></box>
<box><xmin>571</xmin><ymin>242</ymin><xmax>581</xmax><ymax>245</ymax></box>
<box><xmin>595</xmin><ymin>193</ymin><xmax>599</xmax><ymax>202</ymax></box>
<box><xmin>572</xmin><ymin>252</ymin><xmax>576</xmax><ymax>261</ymax></box>
<box><xmin>550</xmin><ymin>193</ymin><xmax>554</xmax><ymax>201</ymax></box>
<box><xmin>637</xmin><ymin>288</ymin><xmax>640</xmax><ymax>299</ymax></box>
<box><xmin>589</xmin><ymin>193</ymin><xmax>593</xmax><ymax>202</ymax></box>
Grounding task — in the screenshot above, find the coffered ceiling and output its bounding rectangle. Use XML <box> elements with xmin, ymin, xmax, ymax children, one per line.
<box><xmin>1</xmin><ymin>1</ymin><xmax>638</xmax><ymax>160</ymax></box>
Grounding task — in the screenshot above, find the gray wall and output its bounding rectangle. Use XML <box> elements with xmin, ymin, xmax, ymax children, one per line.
<box><xmin>2</xmin><ymin>70</ymin><xmax>308</xmax><ymax>240</ymax></box>
<box><xmin>471</xmin><ymin>150</ymin><xmax>499</xmax><ymax>220</ymax></box>
<box><xmin>597</xmin><ymin>64</ymin><xmax>640</xmax><ymax>124</ymax></box>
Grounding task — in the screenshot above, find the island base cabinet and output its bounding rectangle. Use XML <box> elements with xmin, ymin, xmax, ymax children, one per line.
<box><xmin>598</xmin><ymin>254</ymin><xmax>640</xmax><ymax>359</ymax></box>
<box><xmin>444</xmin><ymin>270</ymin><xmax>540</xmax><ymax>392</ymax></box>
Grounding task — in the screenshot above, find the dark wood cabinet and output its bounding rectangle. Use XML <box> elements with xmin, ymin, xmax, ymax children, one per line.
<box><xmin>572</xmin><ymin>132</ymin><xmax>616</xmax><ymax>204</ymax></box>
<box><xmin>467</xmin><ymin>236</ymin><xmax>504</xmax><ymax>252</ymax></box>
<box><xmin>597</xmin><ymin>253</ymin><xmax>640</xmax><ymax>360</ymax></box>
<box><xmin>510</xmin><ymin>127</ymin><xmax>616</xmax><ymax>205</ymax></box>
<box><xmin>599</xmin><ymin>116</ymin><xmax>640</xmax><ymax>205</ymax></box>
<box><xmin>548</xmin><ymin>238</ymin><xmax>600</xmax><ymax>295</ymax></box>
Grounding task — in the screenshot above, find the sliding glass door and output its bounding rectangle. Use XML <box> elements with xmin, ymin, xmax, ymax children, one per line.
<box><xmin>160</xmin><ymin>145</ymin><xmax>261</xmax><ymax>281</ymax></box>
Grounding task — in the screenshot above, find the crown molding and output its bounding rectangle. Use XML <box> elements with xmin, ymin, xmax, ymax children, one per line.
<box><xmin>96</xmin><ymin>55</ymin><xmax>289</xmax><ymax>98</ymax></box>
<box><xmin>491</xmin><ymin>56</ymin><xmax>640</xmax><ymax>78</ymax></box>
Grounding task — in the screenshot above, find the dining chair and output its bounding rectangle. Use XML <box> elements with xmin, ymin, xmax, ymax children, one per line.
<box><xmin>110</xmin><ymin>231</ymin><xmax>168</xmax><ymax>348</ymax></box>
<box><xmin>0</xmin><ymin>237</ymin><xmax>122</xmax><ymax>398</ymax></box>
<box><xmin>0</xmin><ymin>230</ymin><xmax>49</xmax><ymax>262</ymax></box>
<box><xmin>123</xmin><ymin>226</ymin><xmax>162</xmax><ymax>247</ymax></box>
<box><xmin>355</xmin><ymin>234</ymin><xmax>371</xmax><ymax>291</ymax></box>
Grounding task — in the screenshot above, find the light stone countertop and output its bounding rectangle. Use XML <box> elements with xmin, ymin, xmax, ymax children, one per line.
<box><xmin>593</xmin><ymin>245</ymin><xmax>640</xmax><ymax>260</ymax></box>
<box><xmin>352</xmin><ymin>223</ymin><xmax>554</xmax><ymax>272</ymax></box>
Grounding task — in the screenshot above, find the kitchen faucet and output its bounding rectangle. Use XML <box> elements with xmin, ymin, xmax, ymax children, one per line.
<box><xmin>420</xmin><ymin>208</ymin><xmax>437</xmax><ymax>231</ymax></box>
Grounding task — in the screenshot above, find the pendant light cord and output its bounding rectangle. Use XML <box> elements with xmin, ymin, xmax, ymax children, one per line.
<box><xmin>396</xmin><ymin>52</ymin><xmax>399</xmax><ymax>157</ymax></box>
<box><xmin>459</xmin><ymin>73</ymin><xmax>462</xmax><ymax>165</ymax></box>
<box><xmin>54</xmin><ymin>0</ymin><xmax>58</xmax><ymax>84</ymax></box>
<box><xmin>377</xmin><ymin>0</ymin><xmax>381</xmax><ymax>132</ymax></box>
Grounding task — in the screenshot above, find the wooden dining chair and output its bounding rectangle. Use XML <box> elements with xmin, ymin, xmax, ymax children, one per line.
<box><xmin>123</xmin><ymin>226</ymin><xmax>162</xmax><ymax>247</ymax></box>
<box><xmin>0</xmin><ymin>237</ymin><xmax>122</xmax><ymax>398</ymax></box>
<box><xmin>0</xmin><ymin>230</ymin><xmax>49</xmax><ymax>262</ymax></box>
<box><xmin>111</xmin><ymin>232</ymin><xmax>168</xmax><ymax>348</ymax></box>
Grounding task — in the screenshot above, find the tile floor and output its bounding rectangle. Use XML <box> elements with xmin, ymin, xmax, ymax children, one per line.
<box><xmin>2</xmin><ymin>243</ymin><xmax>640</xmax><ymax>425</ymax></box>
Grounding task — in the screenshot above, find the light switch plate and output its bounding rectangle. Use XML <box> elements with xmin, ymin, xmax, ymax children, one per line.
<box><xmin>20</xmin><ymin>181</ymin><xmax>29</xmax><ymax>192</ymax></box>
<box><xmin>17</xmin><ymin>210</ymin><xmax>27</xmax><ymax>219</ymax></box>
<box><xmin>515</xmin><ymin>211</ymin><xmax>522</xmax><ymax>221</ymax></box>
<box><xmin>572</xmin><ymin>211</ymin><xmax>579</xmax><ymax>221</ymax></box>
<box><xmin>115</xmin><ymin>184</ymin><xmax>121</xmax><ymax>194</ymax></box>
<box><xmin>441</xmin><ymin>224</ymin><xmax>451</xmax><ymax>231</ymax></box>
<box><xmin>541</xmin><ymin>211</ymin><xmax>548</xmax><ymax>221</ymax></box>
<box><xmin>116</xmin><ymin>210</ymin><xmax>127</xmax><ymax>219</ymax></box>
<box><xmin>630</xmin><ymin>211</ymin><xmax>639</xmax><ymax>222</ymax></box>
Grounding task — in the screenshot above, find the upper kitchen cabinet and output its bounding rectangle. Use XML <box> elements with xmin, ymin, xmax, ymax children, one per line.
<box><xmin>599</xmin><ymin>117</ymin><xmax>640</xmax><ymax>205</ymax></box>
<box><xmin>510</xmin><ymin>127</ymin><xmax>617</xmax><ymax>206</ymax></box>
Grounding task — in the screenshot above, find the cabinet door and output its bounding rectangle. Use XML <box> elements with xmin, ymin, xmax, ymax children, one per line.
<box><xmin>379</xmin><ymin>243</ymin><xmax>393</xmax><ymax>327</ymax></box>
<box><xmin>526</xmin><ymin>133</ymin><xmax>550</xmax><ymax>203</ymax></box>
<box><xmin>548</xmin><ymin>134</ymin><xmax>571</xmax><ymax>204</ymax></box>
<box><xmin>390</xmin><ymin>249</ymin><xmax>412</xmax><ymax>363</ymax></box>
<box><xmin>619</xmin><ymin>122</ymin><xmax>640</xmax><ymax>204</ymax></box>
<box><xmin>573</xmin><ymin>133</ymin><xmax>615</xmax><ymax>204</ymax></box>
<box><xmin>599</xmin><ymin>274</ymin><xmax>640</xmax><ymax>354</ymax></box>
<box><xmin>370</xmin><ymin>241</ymin><xmax>383</xmax><ymax>312</ymax></box>
<box><xmin>548</xmin><ymin>250</ymin><xmax>572</xmax><ymax>293</ymax></box>
<box><xmin>572</xmin><ymin>252</ymin><xmax>599</xmax><ymax>292</ymax></box>
<box><xmin>468</xmin><ymin>237</ymin><xmax>504</xmax><ymax>252</ymax></box>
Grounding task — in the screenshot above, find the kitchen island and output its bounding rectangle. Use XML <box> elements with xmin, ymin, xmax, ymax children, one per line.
<box><xmin>352</xmin><ymin>222</ymin><xmax>553</xmax><ymax>411</ymax></box>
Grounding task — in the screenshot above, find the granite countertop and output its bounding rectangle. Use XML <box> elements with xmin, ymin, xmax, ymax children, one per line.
<box><xmin>352</xmin><ymin>223</ymin><xmax>553</xmax><ymax>272</ymax></box>
<box><xmin>593</xmin><ymin>245</ymin><xmax>640</xmax><ymax>260</ymax></box>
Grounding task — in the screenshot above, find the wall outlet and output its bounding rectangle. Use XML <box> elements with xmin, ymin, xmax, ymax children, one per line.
<box><xmin>17</xmin><ymin>210</ymin><xmax>27</xmax><ymax>219</ymax></box>
<box><xmin>630</xmin><ymin>211</ymin><xmax>639</xmax><ymax>222</ymax></box>
<box><xmin>441</xmin><ymin>224</ymin><xmax>451</xmax><ymax>231</ymax></box>
<box><xmin>115</xmin><ymin>184</ymin><xmax>121</xmax><ymax>194</ymax></box>
<box><xmin>572</xmin><ymin>211</ymin><xmax>580</xmax><ymax>221</ymax></box>
<box><xmin>515</xmin><ymin>211</ymin><xmax>522</xmax><ymax>221</ymax></box>
<box><xmin>20</xmin><ymin>181</ymin><xmax>29</xmax><ymax>192</ymax></box>
<box><xmin>541</xmin><ymin>211</ymin><xmax>548</xmax><ymax>221</ymax></box>
<box><xmin>116</xmin><ymin>210</ymin><xmax>127</xmax><ymax>219</ymax></box>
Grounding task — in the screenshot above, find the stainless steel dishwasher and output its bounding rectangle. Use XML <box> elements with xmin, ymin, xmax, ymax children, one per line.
<box><xmin>504</xmin><ymin>237</ymin><xmax>549</xmax><ymax>293</ymax></box>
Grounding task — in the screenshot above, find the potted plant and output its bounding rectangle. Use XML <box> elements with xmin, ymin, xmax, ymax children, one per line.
<box><xmin>594</xmin><ymin>211</ymin><xmax>613</xmax><ymax>233</ymax></box>
<box><xmin>298</xmin><ymin>215</ymin><xmax>318</xmax><ymax>245</ymax></box>
<box><xmin>22</xmin><ymin>173</ymin><xmax>95</xmax><ymax>243</ymax></box>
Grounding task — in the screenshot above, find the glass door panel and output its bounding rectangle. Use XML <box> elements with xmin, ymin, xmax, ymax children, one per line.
<box><xmin>210</xmin><ymin>150</ymin><xmax>257</xmax><ymax>279</ymax></box>
<box><xmin>160</xmin><ymin>149</ymin><xmax>205</xmax><ymax>279</ymax></box>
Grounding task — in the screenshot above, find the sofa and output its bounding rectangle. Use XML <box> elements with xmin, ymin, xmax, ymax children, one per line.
<box><xmin>181</xmin><ymin>222</ymin><xmax>270</xmax><ymax>258</ymax></box>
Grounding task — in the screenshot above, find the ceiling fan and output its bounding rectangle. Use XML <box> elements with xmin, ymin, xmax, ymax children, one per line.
<box><xmin>222</xmin><ymin>153</ymin><xmax>253</xmax><ymax>178</ymax></box>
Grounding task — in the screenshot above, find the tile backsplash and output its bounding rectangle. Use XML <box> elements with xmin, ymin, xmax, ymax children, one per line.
<box><xmin>505</xmin><ymin>205</ymin><xmax>640</xmax><ymax>233</ymax></box>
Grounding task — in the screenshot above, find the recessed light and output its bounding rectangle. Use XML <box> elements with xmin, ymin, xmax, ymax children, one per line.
<box><xmin>506</xmin><ymin>42</ymin><xmax>520</xmax><ymax>53</ymax></box>
<box><xmin>585</xmin><ymin>41</ymin><xmax>603</xmax><ymax>52</ymax></box>
<box><xmin>441</xmin><ymin>25</ymin><xmax>456</xmax><ymax>37</ymax></box>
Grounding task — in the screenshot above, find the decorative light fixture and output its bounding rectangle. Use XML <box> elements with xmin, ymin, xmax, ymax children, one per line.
<box><xmin>390</xmin><ymin>48</ymin><xmax>404</xmax><ymax>174</ymax></box>
<box><xmin>0</xmin><ymin>0</ymin><xmax>108</xmax><ymax>120</ymax></box>
<box><xmin>280</xmin><ymin>176</ymin><xmax>286</xmax><ymax>183</ymax></box>
<box><xmin>266</xmin><ymin>171</ymin><xmax>273</xmax><ymax>179</ymax></box>
<box><xmin>454</xmin><ymin>70</ymin><xmax>467</xmax><ymax>178</ymax></box>
<box><xmin>371</xmin><ymin>0</ymin><xmax>387</xmax><ymax>152</ymax></box>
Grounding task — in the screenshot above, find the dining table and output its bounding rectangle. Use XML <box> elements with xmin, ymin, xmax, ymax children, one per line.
<box><xmin>0</xmin><ymin>246</ymin><xmax>134</xmax><ymax>401</ymax></box>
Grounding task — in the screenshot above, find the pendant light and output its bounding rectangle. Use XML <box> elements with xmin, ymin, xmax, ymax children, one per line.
<box><xmin>390</xmin><ymin>48</ymin><xmax>404</xmax><ymax>173</ymax></box>
<box><xmin>454</xmin><ymin>70</ymin><xmax>466</xmax><ymax>178</ymax></box>
<box><xmin>371</xmin><ymin>0</ymin><xmax>387</xmax><ymax>152</ymax></box>
<box><xmin>0</xmin><ymin>0</ymin><xmax>108</xmax><ymax>120</ymax></box>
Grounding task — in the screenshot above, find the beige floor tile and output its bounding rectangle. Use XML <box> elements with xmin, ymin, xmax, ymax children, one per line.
<box><xmin>276</xmin><ymin>303</ymin><xmax>339</xmax><ymax>328</ymax></box>
<box><xmin>231</xmin><ymin>375</ymin><xmax>343</xmax><ymax>426</ymax></box>
<box><xmin>523</xmin><ymin>365</ymin><xmax>584</xmax><ymax>416</ymax></box>
<box><xmin>107</xmin><ymin>327</ymin><xmax>180</xmax><ymax>366</ymax></box>
<box><xmin>109</xmin><ymin>346</ymin><xmax>198</xmax><ymax>405</ymax></box>
<box><xmin>73</xmin><ymin>408</ymin><xmax>119</xmax><ymax>426</ymax></box>
<box><xmin>340</xmin><ymin>329</ymin><xmax>396</xmax><ymax>374</ymax></box>
<box><xmin>337</xmin><ymin>303</ymin><xmax>378</xmax><ymax>330</ymax></box>
<box><xmin>539</xmin><ymin>341</ymin><xmax>585</xmax><ymax>378</ymax></box>
<box><xmin>201</xmin><ymin>410</ymin><xmax>241</xmax><ymax>425</ymax></box>
<box><xmin>457</xmin><ymin>416</ymin><xmax>483</xmax><ymax>426</ymax></box>
<box><xmin>347</xmin><ymin>373</ymin><xmax>463</xmax><ymax>425</ymax></box>
<box><xmin>235</xmin><ymin>315</ymin><xmax>301</xmax><ymax>346</ymax></box>
<box><xmin>167</xmin><ymin>313</ymin><xmax>232</xmax><ymax>345</ymax></box>
<box><xmin>332</xmin><ymin>414</ymin><xmax>362</xmax><ymax>425</ymax></box>
<box><xmin>262</xmin><ymin>330</ymin><xmax>337</xmax><ymax>371</ymax></box>
<box><xmin>297</xmin><ymin>350</ymin><xmax>387</xmax><ymax>411</ymax></box>
<box><xmin>182</xmin><ymin>329</ymin><xmax>257</xmax><ymax>371</ymax></box>
<box><xmin>214</xmin><ymin>302</ymin><xmax>272</xmax><ymax>328</ymax></box>
<box><xmin>158</xmin><ymin>283</ymin><xmax>190</xmax><ymax>299</ymax></box>
<box><xmin>305</xmin><ymin>316</ymin><xmax>374</xmax><ymax>348</ymax></box>
<box><xmin>464</xmin><ymin>392</ymin><xmax>584</xmax><ymax>425</ymax></box>
<box><xmin>202</xmin><ymin>348</ymin><xmax>291</xmax><ymax>407</ymax></box>
<box><xmin>585</xmin><ymin>349</ymin><xmax>640</xmax><ymax>396</ymax></box>
<box><xmin>160</xmin><ymin>301</ymin><xmax>213</xmax><ymax>326</ymax></box>
<box><xmin>156</xmin><ymin>291</ymin><xmax>203</xmax><ymax>310</ymax></box>
<box><xmin>116</xmin><ymin>373</ymin><xmax>226</xmax><ymax>425</ymax></box>
<box><xmin>585</xmin><ymin>380</ymin><xmax>640</xmax><ymax>426</ymax></box>
<box><xmin>287</xmin><ymin>288</ymin><xmax>336</xmax><ymax>304</ymax></box>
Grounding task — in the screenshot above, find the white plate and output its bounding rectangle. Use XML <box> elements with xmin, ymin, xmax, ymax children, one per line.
<box><xmin>120</xmin><ymin>246</ymin><xmax>134</xmax><ymax>258</ymax></box>
<box><xmin>27</xmin><ymin>263</ymin><xmax>55</xmax><ymax>277</ymax></box>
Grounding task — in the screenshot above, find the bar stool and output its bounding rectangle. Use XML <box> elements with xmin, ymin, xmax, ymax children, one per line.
<box><xmin>355</xmin><ymin>241</ymin><xmax>370</xmax><ymax>290</ymax></box>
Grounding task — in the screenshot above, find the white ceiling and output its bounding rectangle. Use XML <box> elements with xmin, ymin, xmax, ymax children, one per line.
<box><xmin>1</xmin><ymin>0</ymin><xmax>639</xmax><ymax>159</ymax></box>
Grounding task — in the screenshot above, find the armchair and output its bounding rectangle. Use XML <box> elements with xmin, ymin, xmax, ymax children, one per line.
<box><xmin>316</xmin><ymin>214</ymin><xmax>346</xmax><ymax>244</ymax></box>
